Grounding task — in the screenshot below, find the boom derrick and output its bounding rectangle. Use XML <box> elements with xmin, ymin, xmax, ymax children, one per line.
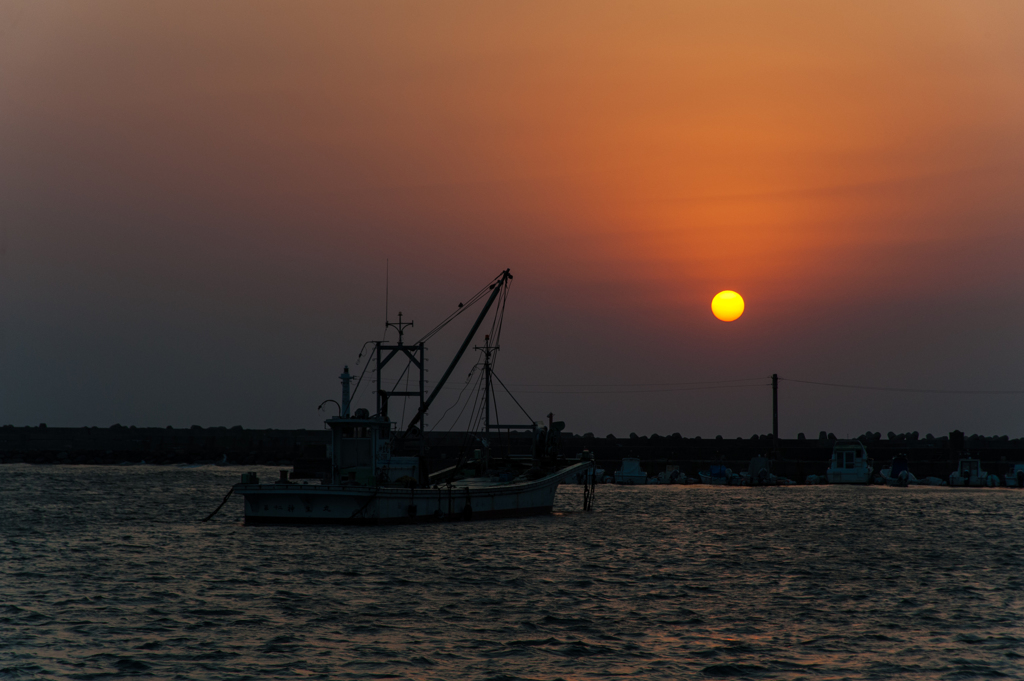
<box><xmin>402</xmin><ymin>269</ymin><xmax>512</xmax><ymax>438</ymax></box>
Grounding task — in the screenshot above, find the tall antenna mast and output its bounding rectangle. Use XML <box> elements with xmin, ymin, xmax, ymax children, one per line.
<box><xmin>386</xmin><ymin>312</ymin><xmax>414</xmax><ymax>346</ymax></box>
<box><xmin>475</xmin><ymin>334</ymin><xmax>497</xmax><ymax>432</ymax></box>
<box><xmin>385</xmin><ymin>259</ymin><xmax>389</xmax><ymax>336</ymax></box>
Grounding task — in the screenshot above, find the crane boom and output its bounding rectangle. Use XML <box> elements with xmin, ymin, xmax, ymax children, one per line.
<box><xmin>402</xmin><ymin>269</ymin><xmax>511</xmax><ymax>435</ymax></box>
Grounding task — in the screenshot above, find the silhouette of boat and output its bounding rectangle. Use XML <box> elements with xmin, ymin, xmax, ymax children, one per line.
<box><xmin>737</xmin><ymin>456</ymin><xmax>793</xmax><ymax>485</ymax></box>
<box><xmin>613</xmin><ymin>457</ymin><xmax>647</xmax><ymax>484</ymax></box>
<box><xmin>880</xmin><ymin>454</ymin><xmax>915</xmax><ymax>486</ymax></box>
<box><xmin>698</xmin><ymin>464</ymin><xmax>733</xmax><ymax>485</ymax></box>
<box><xmin>1005</xmin><ymin>463</ymin><xmax>1024</xmax><ymax>488</ymax></box>
<box><xmin>949</xmin><ymin>458</ymin><xmax>997</xmax><ymax>487</ymax></box>
<box><xmin>825</xmin><ymin>440</ymin><xmax>873</xmax><ymax>484</ymax></box>
<box><xmin>234</xmin><ymin>270</ymin><xmax>592</xmax><ymax>524</ymax></box>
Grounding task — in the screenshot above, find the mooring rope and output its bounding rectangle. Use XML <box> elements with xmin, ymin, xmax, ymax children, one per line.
<box><xmin>201</xmin><ymin>487</ymin><xmax>234</xmax><ymax>522</ymax></box>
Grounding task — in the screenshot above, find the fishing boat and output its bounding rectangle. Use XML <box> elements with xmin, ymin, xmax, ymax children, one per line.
<box><xmin>233</xmin><ymin>270</ymin><xmax>593</xmax><ymax>524</ymax></box>
<box><xmin>656</xmin><ymin>465</ymin><xmax>684</xmax><ymax>484</ymax></box>
<box><xmin>1004</xmin><ymin>463</ymin><xmax>1024</xmax><ymax>488</ymax></box>
<box><xmin>825</xmin><ymin>440</ymin><xmax>873</xmax><ymax>484</ymax></box>
<box><xmin>949</xmin><ymin>458</ymin><xmax>997</xmax><ymax>487</ymax></box>
<box><xmin>880</xmin><ymin>454</ymin><xmax>916</xmax><ymax>486</ymax></box>
<box><xmin>566</xmin><ymin>452</ymin><xmax>604</xmax><ymax>484</ymax></box>
<box><xmin>698</xmin><ymin>464</ymin><xmax>733</xmax><ymax>485</ymax></box>
<box><xmin>613</xmin><ymin>457</ymin><xmax>647</xmax><ymax>484</ymax></box>
<box><xmin>737</xmin><ymin>456</ymin><xmax>794</xmax><ymax>486</ymax></box>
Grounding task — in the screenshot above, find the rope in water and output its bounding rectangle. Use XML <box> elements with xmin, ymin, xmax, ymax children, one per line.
<box><xmin>201</xmin><ymin>487</ymin><xmax>234</xmax><ymax>522</ymax></box>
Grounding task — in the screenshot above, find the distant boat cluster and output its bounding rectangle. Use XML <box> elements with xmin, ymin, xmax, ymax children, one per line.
<box><xmin>574</xmin><ymin>440</ymin><xmax>1024</xmax><ymax>488</ymax></box>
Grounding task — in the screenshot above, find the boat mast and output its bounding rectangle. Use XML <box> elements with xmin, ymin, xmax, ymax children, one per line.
<box><xmin>402</xmin><ymin>269</ymin><xmax>512</xmax><ymax>436</ymax></box>
<box><xmin>375</xmin><ymin>311</ymin><xmax>426</xmax><ymax>427</ymax></box>
<box><xmin>340</xmin><ymin>365</ymin><xmax>352</xmax><ymax>417</ymax></box>
<box><xmin>772</xmin><ymin>373</ymin><xmax>779</xmax><ymax>455</ymax></box>
<box><xmin>475</xmin><ymin>334</ymin><xmax>496</xmax><ymax>433</ymax></box>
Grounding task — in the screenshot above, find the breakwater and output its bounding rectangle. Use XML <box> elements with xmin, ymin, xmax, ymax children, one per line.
<box><xmin>2</xmin><ymin>425</ymin><xmax>1022</xmax><ymax>479</ymax></box>
<box><xmin>0</xmin><ymin>425</ymin><xmax>328</xmax><ymax>466</ymax></box>
<box><xmin>566</xmin><ymin>430</ymin><xmax>1024</xmax><ymax>481</ymax></box>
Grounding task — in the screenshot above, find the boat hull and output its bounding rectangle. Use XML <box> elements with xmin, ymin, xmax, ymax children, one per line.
<box><xmin>949</xmin><ymin>475</ymin><xmax>998</xmax><ymax>487</ymax></box>
<box><xmin>236</xmin><ymin>462</ymin><xmax>590</xmax><ymax>525</ymax></box>
<box><xmin>242</xmin><ymin>501</ymin><xmax>555</xmax><ymax>525</ymax></box>
<box><xmin>825</xmin><ymin>468</ymin><xmax>872</xmax><ymax>484</ymax></box>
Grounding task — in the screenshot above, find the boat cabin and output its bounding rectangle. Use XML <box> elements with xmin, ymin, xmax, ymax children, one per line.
<box><xmin>952</xmin><ymin>458</ymin><xmax>987</xmax><ymax>486</ymax></box>
<box><xmin>325</xmin><ymin>408</ymin><xmax>419</xmax><ymax>486</ymax></box>
<box><xmin>832</xmin><ymin>441</ymin><xmax>868</xmax><ymax>470</ymax></box>
<box><xmin>889</xmin><ymin>455</ymin><xmax>909</xmax><ymax>478</ymax></box>
<box><xmin>614</xmin><ymin>457</ymin><xmax>647</xmax><ymax>484</ymax></box>
<box><xmin>958</xmin><ymin>459</ymin><xmax>980</xmax><ymax>480</ymax></box>
<box><xmin>826</xmin><ymin>440</ymin><xmax>873</xmax><ymax>484</ymax></box>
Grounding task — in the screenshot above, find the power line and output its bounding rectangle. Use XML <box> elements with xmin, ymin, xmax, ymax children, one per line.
<box><xmin>436</xmin><ymin>376</ymin><xmax>768</xmax><ymax>393</ymax></box>
<box><xmin>510</xmin><ymin>383</ymin><xmax>768</xmax><ymax>395</ymax></box>
<box><xmin>782</xmin><ymin>378</ymin><xmax>1024</xmax><ymax>395</ymax></box>
<box><xmin>501</xmin><ymin>377</ymin><xmax>766</xmax><ymax>388</ymax></box>
<box><xmin>429</xmin><ymin>375</ymin><xmax>1024</xmax><ymax>396</ymax></box>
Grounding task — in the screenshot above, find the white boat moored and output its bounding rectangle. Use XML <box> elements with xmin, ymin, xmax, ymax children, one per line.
<box><xmin>826</xmin><ymin>440</ymin><xmax>873</xmax><ymax>484</ymax></box>
<box><xmin>1004</xmin><ymin>463</ymin><xmax>1024</xmax><ymax>488</ymax></box>
<box><xmin>949</xmin><ymin>458</ymin><xmax>995</xmax><ymax>487</ymax></box>
<box><xmin>614</xmin><ymin>457</ymin><xmax>647</xmax><ymax>484</ymax></box>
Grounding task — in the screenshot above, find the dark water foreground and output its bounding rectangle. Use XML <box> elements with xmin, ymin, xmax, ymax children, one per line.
<box><xmin>2</xmin><ymin>466</ymin><xmax>1022</xmax><ymax>680</ymax></box>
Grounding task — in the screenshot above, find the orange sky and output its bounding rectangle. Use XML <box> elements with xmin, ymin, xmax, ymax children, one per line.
<box><xmin>2</xmin><ymin>1</ymin><xmax>1023</xmax><ymax>434</ymax></box>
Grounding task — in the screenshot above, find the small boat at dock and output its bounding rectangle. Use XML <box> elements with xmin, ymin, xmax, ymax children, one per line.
<box><xmin>567</xmin><ymin>452</ymin><xmax>603</xmax><ymax>484</ymax></box>
<box><xmin>949</xmin><ymin>458</ymin><xmax>997</xmax><ymax>487</ymax></box>
<box><xmin>656</xmin><ymin>465</ymin><xmax>684</xmax><ymax>484</ymax></box>
<box><xmin>1005</xmin><ymin>464</ymin><xmax>1024</xmax><ymax>488</ymax></box>
<box><xmin>614</xmin><ymin>457</ymin><xmax>647</xmax><ymax>484</ymax></box>
<box><xmin>880</xmin><ymin>455</ymin><xmax>915</xmax><ymax>486</ymax></box>
<box><xmin>825</xmin><ymin>440</ymin><xmax>873</xmax><ymax>484</ymax></box>
<box><xmin>698</xmin><ymin>464</ymin><xmax>733</xmax><ymax>485</ymax></box>
<box><xmin>737</xmin><ymin>457</ymin><xmax>794</xmax><ymax>486</ymax></box>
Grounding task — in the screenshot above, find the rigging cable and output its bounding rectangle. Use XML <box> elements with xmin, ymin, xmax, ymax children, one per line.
<box><xmin>446</xmin><ymin>370</ymin><xmax>488</xmax><ymax>483</ymax></box>
<box><xmin>446</xmin><ymin>368</ymin><xmax>485</xmax><ymax>432</ymax></box>
<box><xmin>348</xmin><ymin>342</ymin><xmax>377</xmax><ymax>405</ymax></box>
<box><xmin>490</xmin><ymin>367</ymin><xmax>501</xmax><ymax>430</ymax></box>
<box><xmin>490</xmin><ymin>371</ymin><xmax>534</xmax><ymax>423</ymax></box>
<box><xmin>388</xmin><ymin>359</ymin><xmax>413</xmax><ymax>393</ymax></box>
<box><xmin>400</xmin><ymin>357</ymin><xmax>413</xmax><ymax>429</ymax></box>
<box><xmin>416</xmin><ymin>273</ymin><xmax>503</xmax><ymax>344</ymax></box>
<box><xmin>433</xmin><ymin>366</ymin><xmax>480</xmax><ymax>430</ymax></box>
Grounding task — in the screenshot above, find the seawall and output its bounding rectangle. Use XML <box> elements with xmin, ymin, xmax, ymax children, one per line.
<box><xmin>2</xmin><ymin>426</ymin><xmax>1022</xmax><ymax>479</ymax></box>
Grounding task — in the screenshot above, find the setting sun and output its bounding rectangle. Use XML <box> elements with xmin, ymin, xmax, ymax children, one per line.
<box><xmin>711</xmin><ymin>290</ymin><xmax>744</xmax><ymax>322</ymax></box>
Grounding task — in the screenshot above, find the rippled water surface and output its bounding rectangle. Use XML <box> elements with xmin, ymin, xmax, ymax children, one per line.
<box><xmin>2</xmin><ymin>465</ymin><xmax>1023</xmax><ymax>680</ymax></box>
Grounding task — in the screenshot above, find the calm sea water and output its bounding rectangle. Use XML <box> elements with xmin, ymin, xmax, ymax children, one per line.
<box><xmin>1</xmin><ymin>465</ymin><xmax>1022</xmax><ymax>680</ymax></box>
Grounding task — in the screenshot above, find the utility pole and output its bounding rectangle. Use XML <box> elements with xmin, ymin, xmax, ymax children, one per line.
<box><xmin>772</xmin><ymin>373</ymin><xmax>779</xmax><ymax>454</ymax></box>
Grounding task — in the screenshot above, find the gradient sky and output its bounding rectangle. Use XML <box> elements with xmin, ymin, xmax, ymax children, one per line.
<box><xmin>2</xmin><ymin>1</ymin><xmax>1023</xmax><ymax>437</ymax></box>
